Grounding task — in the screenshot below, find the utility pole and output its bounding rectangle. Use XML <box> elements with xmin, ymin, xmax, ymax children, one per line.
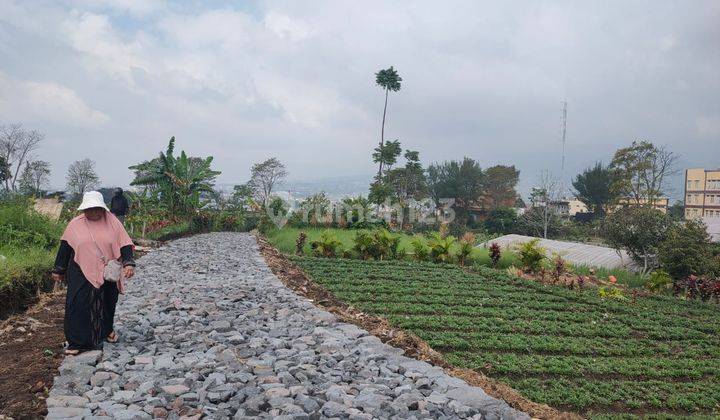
<box><xmin>559</xmin><ymin>100</ymin><xmax>568</xmax><ymax>199</ymax></box>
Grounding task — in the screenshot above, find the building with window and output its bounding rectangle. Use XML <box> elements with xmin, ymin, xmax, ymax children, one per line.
<box><xmin>684</xmin><ymin>168</ymin><xmax>720</xmax><ymax>220</ymax></box>
<box><xmin>548</xmin><ymin>198</ymin><xmax>588</xmax><ymax>217</ymax></box>
<box><xmin>612</xmin><ymin>197</ymin><xmax>669</xmax><ymax>214</ymax></box>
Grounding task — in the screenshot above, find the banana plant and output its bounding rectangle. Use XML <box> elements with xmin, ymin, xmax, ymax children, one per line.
<box><xmin>129</xmin><ymin>137</ymin><xmax>221</xmax><ymax>215</ymax></box>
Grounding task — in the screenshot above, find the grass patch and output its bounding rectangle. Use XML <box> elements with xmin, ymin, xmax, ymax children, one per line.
<box><xmin>292</xmin><ymin>256</ymin><xmax>720</xmax><ymax>418</ymax></box>
<box><xmin>0</xmin><ymin>200</ymin><xmax>63</xmax><ymax>318</ymax></box>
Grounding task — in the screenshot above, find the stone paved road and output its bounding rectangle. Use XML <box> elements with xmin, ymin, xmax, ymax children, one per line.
<box><xmin>47</xmin><ymin>233</ymin><xmax>528</xmax><ymax>420</ymax></box>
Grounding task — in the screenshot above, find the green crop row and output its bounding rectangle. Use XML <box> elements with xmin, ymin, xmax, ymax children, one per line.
<box><xmin>446</xmin><ymin>351</ymin><xmax>720</xmax><ymax>379</ymax></box>
<box><xmin>292</xmin><ymin>256</ymin><xmax>720</xmax><ymax>416</ymax></box>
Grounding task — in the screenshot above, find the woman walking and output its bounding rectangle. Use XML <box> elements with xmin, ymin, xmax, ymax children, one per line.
<box><xmin>52</xmin><ymin>191</ymin><xmax>136</xmax><ymax>355</ymax></box>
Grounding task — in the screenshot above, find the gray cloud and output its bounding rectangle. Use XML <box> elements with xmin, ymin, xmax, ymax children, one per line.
<box><xmin>0</xmin><ymin>0</ymin><xmax>718</xmax><ymax>199</ymax></box>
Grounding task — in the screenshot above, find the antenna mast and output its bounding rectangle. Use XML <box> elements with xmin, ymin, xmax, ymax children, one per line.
<box><xmin>560</xmin><ymin>100</ymin><xmax>568</xmax><ymax>199</ymax></box>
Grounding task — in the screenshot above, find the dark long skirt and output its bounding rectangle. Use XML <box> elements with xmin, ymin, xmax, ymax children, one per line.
<box><xmin>64</xmin><ymin>261</ymin><xmax>119</xmax><ymax>350</ymax></box>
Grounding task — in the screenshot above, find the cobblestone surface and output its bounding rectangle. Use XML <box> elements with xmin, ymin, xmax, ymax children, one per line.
<box><xmin>48</xmin><ymin>233</ymin><xmax>528</xmax><ymax>419</ymax></box>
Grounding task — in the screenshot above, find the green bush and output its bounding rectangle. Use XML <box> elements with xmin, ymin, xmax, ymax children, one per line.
<box><xmin>598</xmin><ymin>285</ymin><xmax>626</xmax><ymax>300</ymax></box>
<box><xmin>310</xmin><ymin>231</ymin><xmax>342</xmax><ymax>258</ymax></box>
<box><xmin>0</xmin><ymin>200</ymin><xmax>64</xmax><ymax>250</ymax></box>
<box><xmin>456</xmin><ymin>232</ymin><xmax>476</xmax><ymax>266</ymax></box>
<box><xmin>189</xmin><ymin>212</ymin><xmax>213</xmax><ymax>232</ymax></box>
<box><xmin>211</xmin><ymin>211</ymin><xmax>244</xmax><ymax>232</ymax></box>
<box><xmin>484</xmin><ymin>208</ymin><xmax>517</xmax><ymax>234</ymax></box>
<box><xmin>516</xmin><ymin>239</ymin><xmax>546</xmax><ymax>273</ymax></box>
<box><xmin>410</xmin><ymin>235</ymin><xmax>430</xmax><ymax>262</ymax></box>
<box><xmin>351</xmin><ymin>229</ymin><xmax>401</xmax><ymax>260</ymax></box>
<box><xmin>658</xmin><ymin>220</ymin><xmax>715</xmax><ymax>279</ymax></box>
<box><xmin>353</xmin><ymin>231</ymin><xmax>374</xmax><ymax>260</ymax></box>
<box><xmin>428</xmin><ymin>233</ymin><xmax>456</xmax><ymax>264</ymax></box>
<box><xmin>645</xmin><ymin>270</ymin><xmax>673</xmax><ymax>292</ymax></box>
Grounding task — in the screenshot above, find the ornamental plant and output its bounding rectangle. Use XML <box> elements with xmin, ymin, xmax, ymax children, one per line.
<box><xmin>645</xmin><ymin>270</ymin><xmax>672</xmax><ymax>292</ymax></box>
<box><xmin>352</xmin><ymin>229</ymin><xmax>400</xmax><ymax>260</ymax></box>
<box><xmin>456</xmin><ymin>232</ymin><xmax>476</xmax><ymax>266</ymax></box>
<box><xmin>551</xmin><ymin>254</ymin><xmax>567</xmax><ymax>284</ymax></box>
<box><xmin>295</xmin><ymin>231</ymin><xmax>307</xmax><ymax>256</ymax></box>
<box><xmin>428</xmin><ymin>232</ymin><xmax>456</xmax><ymax>264</ymax></box>
<box><xmin>410</xmin><ymin>236</ymin><xmax>430</xmax><ymax>262</ymax></box>
<box><xmin>598</xmin><ymin>285</ymin><xmax>626</xmax><ymax>300</ymax></box>
<box><xmin>353</xmin><ymin>231</ymin><xmax>374</xmax><ymax>260</ymax></box>
<box><xmin>516</xmin><ymin>239</ymin><xmax>546</xmax><ymax>273</ymax></box>
<box><xmin>310</xmin><ymin>231</ymin><xmax>342</xmax><ymax>258</ymax></box>
<box><xmin>489</xmin><ymin>242</ymin><xmax>501</xmax><ymax>268</ymax></box>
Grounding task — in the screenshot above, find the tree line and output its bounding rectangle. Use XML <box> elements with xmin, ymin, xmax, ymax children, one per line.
<box><xmin>1</xmin><ymin>123</ymin><xmax>102</xmax><ymax>198</ymax></box>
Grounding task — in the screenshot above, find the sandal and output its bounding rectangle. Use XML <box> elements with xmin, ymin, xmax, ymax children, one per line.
<box><xmin>106</xmin><ymin>331</ymin><xmax>119</xmax><ymax>343</ymax></box>
<box><xmin>64</xmin><ymin>348</ymin><xmax>80</xmax><ymax>355</ymax></box>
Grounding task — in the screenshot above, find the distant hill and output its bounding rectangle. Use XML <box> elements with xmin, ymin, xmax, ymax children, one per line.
<box><xmin>216</xmin><ymin>174</ymin><xmax>373</xmax><ymax>201</ymax></box>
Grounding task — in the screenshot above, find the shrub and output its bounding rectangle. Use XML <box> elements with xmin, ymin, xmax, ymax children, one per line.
<box><xmin>310</xmin><ymin>231</ymin><xmax>342</xmax><ymax>258</ymax></box>
<box><xmin>456</xmin><ymin>232</ymin><xmax>476</xmax><ymax>266</ymax></box>
<box><xmin>428</xmin><ymin>233</ymin><xmax>456</xmax><ymax>264</ymax></box>
<box><xmin>0</xmin><ymin>200</ymin><xmax>63</xmax><ymax>250</ymax></box>
<box><xmin>489</xmin><ymin>243</ymin><xmax>501</xmax><ymax>268</ymax></box>
<box><xmin>645</xmin><ymin>270</ymin><xmax>672</xmax><ymax>292</ymax></box>
<box><xmin>189</xmin><ymin>212</ymin><xmax>213</xmax><ymax>232</ymax></box>
<box><xmin>598</xmin><ymin>285</ymin><xmax>626</xmax><ymax>300</ymax></box>
<box><xmin>211</xmin><ymin>211</ymin><xmax>244</xmax><ymax>231</ymax></box>
<box><xmin>484</xmin><ymin>208</ymin><xmax>517</xmax><ymax>234</ymax></box>
<box><xmin>353</xmin><ymin>231</ymin><xmax>374</xmax><ymax>260</ymax></box>
<box><xmin>410</xmin><ymin>236</ymin><xmax>430</xmax><ymax>262</ymax></box>
<box><xmin>352</xmin><ymin>229</ymin><xmax>401</xmax><ymax>260</ymax></box>
<box><xmin>603</xmin><ymin>206</ymin><xmax>671</xmax><ymax>273</ymax></box>
<box><xmin>658</xmin><ymin>219</ymin><xmax>715</xmax><ymax>279</ymax></box>
<box><xmin>516</xmin><ymin>239</ymin><xmax>546</xmax><ymax>273</ymax></box>
<box><xmin>295</xmin><ymin>231</ymin><xmax>308</xmax><ymax>256</ymax></box>
<box><xmin>372</xmin><ymin>229</ymin><xmax>401</xmax><ymax>260</ymax></box>
<box><xmin>551</xmin><ymin>254</ymin><xmax>567</xmax><ymax>284</ymax></box>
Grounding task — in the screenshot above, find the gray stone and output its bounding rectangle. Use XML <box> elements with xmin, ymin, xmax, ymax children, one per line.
<box><xmin>46</xmin><ymin>395</ymin><xmax>89</xmax><ymax>408</ymax></box>
<box><xmin>46</xmin><ymin>407</ymin><xmax>92</xmax><ymax>419</ymax></box>
<box><xmin>161</xmin><ymin>384</ymin><xmax>190</xmax><ymax>395</ymax></box>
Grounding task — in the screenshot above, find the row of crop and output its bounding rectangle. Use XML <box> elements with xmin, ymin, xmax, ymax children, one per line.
<box><xmin>296</xmin><ymin>255</ymin><xmax>720</xmax><ymax>319</ymax></box>
<box><xmin>504</xmin><ymin>376</ymin><xmax>720</xmax><ymax>412</ymax></box>
<box><xmin>301</xmin><ymin>258</ymin><xmax>720</xmax><ymax>328</ymax></box>
<box><xmin>412</xmin><ymin>330</ymin><xmax>720</xmax><ymax>358</ymax></box>
<box><xmin>446</xmin><ymin>351</ymin><xmax>720</xmax><ymax>380</ymax></box>
<box><xmin>384</xmin><ymin>313</ymin><xmax>717</xmax><ymax>341</ymax></box>
<box><xmin>323</xmin><ymin>283</ymin><xmax>720</xmax><ymax>339</ymax></box>
<box><xmin>293</xmin><ymin>255</ymin><xmax>720</xmax><ymax>417</ymax></box>
<box><xmin>385</xmin><ymin>313</ymin><xmax>635</xmax><ymax>339</ymax></box>
<box><xmin>341</xmin><ymin>290</ymin><xmax>720</xmax><ymax>336</ymax></box>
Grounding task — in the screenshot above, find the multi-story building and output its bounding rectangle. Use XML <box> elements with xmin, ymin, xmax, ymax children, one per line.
<box><xmin>549</xmin><ymin>198</ymin><xmax>589</xmax><ymax>216</ymax></box>
<box><xmin>613</xmin><ymin>197</ymin><xmax>669</xmax><ymax>214</ymax></box>
<box><xmin>684</xmin><ymin>168</ymin><xmax>720</xmax><ymax>220</ymax></box>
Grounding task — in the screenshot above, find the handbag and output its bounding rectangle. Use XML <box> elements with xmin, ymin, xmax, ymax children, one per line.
<box><xmin>86</xmin><ymin>219</ymin><xmax>123</xmax><ymax>283</ymax></box>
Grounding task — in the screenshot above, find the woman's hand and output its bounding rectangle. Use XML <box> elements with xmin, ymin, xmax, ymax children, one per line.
<box><xmin>123</xmin><ymin>265</ymin><xmax>135</xmax><ymax>279</ymax></box>
<box><xmin>52</xmin><ymin>273</ymin><xmax>65</xmax><ymax>282</ymax></box>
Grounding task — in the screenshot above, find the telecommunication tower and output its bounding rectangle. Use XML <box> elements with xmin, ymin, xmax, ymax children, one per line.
<box><xmin>559</xmin><ymin>100</ymin><xmax>568</xmax><ymax>198</ymax></box>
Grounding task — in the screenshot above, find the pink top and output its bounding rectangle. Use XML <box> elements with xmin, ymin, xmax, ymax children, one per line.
<box><xmin>61</xmin><ymin>212</ymin><xmax>133</xmax><ymax>289</ymax></box>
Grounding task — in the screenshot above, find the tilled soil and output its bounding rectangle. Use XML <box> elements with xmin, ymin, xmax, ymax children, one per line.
<box><xmin>0</xmin><ymin>291</ymin><xmax>65</xmax><ymax>419</ymax></box>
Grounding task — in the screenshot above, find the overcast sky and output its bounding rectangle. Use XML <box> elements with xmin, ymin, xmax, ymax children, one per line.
<box><xmin>1</xmin><ymin>0</ymin><xmax>718</xmax><ymax>200</ymax></box>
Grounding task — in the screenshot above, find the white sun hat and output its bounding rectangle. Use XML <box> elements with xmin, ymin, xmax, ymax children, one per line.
<box><xmin>77</xmin><ymin>191</ymin><xmax>109</xmax><ymax>211</ymax></box>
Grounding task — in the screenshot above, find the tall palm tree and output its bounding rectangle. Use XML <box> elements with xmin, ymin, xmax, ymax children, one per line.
<box><xmin>375</xmin><ymin>66</ymin><xmax>402</xmax><ymax>178</ymax></box>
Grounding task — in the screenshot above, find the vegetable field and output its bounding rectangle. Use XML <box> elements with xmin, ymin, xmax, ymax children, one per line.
<box><xmin>292</xmin><ymin>256</ymin><xmax>720</xmax><ymax>418</ymax></box>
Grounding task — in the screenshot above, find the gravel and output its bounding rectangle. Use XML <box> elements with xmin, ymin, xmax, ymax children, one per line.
<box><xmin>48</xmin><ymin>232</ymin><xmax>528</xmax><ymax>419</ymax></box>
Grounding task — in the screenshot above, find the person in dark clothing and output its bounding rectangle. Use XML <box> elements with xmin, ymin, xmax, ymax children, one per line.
<box><xmin>110</xmin><ymin>188</ymin><xmax>129</xmax><ymax>224</ymax></box>
<box><xmin>52</xmin><ymin>191</ymin><xmax>135</xmax><ymax>355</ymax></box>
